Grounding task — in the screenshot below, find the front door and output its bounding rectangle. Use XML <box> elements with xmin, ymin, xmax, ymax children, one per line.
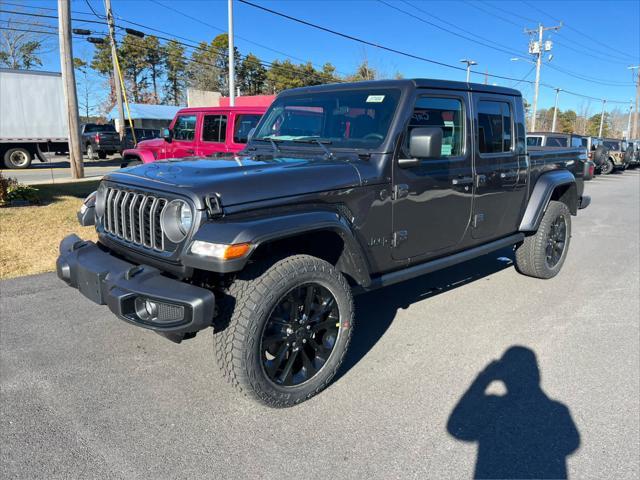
<box><xmin>472</xmin><ymin>96</ymin><xmax>528</xmax><ymax>240</ymax></box>
<box><xmin>167</xmin><ymin>113</ymin><xmax>198</xmax><ymax>158</ymax></box>
<box><xmin>392</xmin><ymin>91</ymin><xmax>473</xmax><ymax>260</ymax></box>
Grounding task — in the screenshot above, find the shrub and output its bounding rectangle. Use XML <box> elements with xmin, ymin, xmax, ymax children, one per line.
<box><xmin>0</xmin><ymin>172</ymin><xmax>40</xmax><ymax>206</ymax></box>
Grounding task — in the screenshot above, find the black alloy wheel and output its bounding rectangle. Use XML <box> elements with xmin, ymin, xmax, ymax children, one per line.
<box><xmin>545</xmin><ymin>215</ymin><xmax>567</xmax><ymax>269</ymax></box>
<box><xmin>261</xmin><ymin>283</ymin><xmax>340</xmax><ymax>387</ymax></box>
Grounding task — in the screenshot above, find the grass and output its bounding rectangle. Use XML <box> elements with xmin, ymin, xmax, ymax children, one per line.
<box><xmin>0</xmin><ymin>181</ymin><xmax>100</xmax><ymax>280</ymax></box>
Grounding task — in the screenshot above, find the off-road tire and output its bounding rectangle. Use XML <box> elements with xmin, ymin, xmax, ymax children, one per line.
<box><xmin>3</xmin><ymin>147</ymin><xmax>32</xmax><ymax>169</ymax></box>
<box><xmin>601</xmin><ymin>159</ymin><xmax>614</xmax><ymax>175</ymax></box>
<box><xmin>213</xmin><ymin>255</ymin><xmax>354</xmax><ymax>408</ymax></box>
<box><xmin>515</xmin><ymin>200</ymin><xmax>571</xmax><ymax>279</ymax></box>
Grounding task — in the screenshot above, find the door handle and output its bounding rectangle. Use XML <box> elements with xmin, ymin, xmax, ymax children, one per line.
<box><xmin>452</xmin><ymin>176</ymin><xmax>474</xmax><ymax>186</ymax></box>
<box><xmin>500</xmin><ymin>171</ymin><xmax>518</xmax><ymax>180</ymax></box>
<box><xmin>186</xmin><ymin>149</ymin><xmax>194</xmax><ymax>154</ymax></box>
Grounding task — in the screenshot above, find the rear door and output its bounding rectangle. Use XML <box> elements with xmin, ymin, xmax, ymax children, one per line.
<box><xmin>197</xmin><ymin>112</ymin><xmax>229</xmax><ymax>156</ymax></box>
<box><xmin>168</xmin><ymin>113</ymin><xmax>198</xmax><ymax>158</ymax></box>
<box><xmin>391</xmin><ymin>90</ymin><xmax>473</xmax><ymax>260</ymax></box>
<box><xmin>472</xmin><ymin>95</ymin><xmax>528</xmax><ymax>240</ymax></box>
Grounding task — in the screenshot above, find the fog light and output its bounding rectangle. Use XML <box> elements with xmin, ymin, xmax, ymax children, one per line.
<box><xmin>135</xmin><ymin>297</ymin><xmax>158</xmax><ymax>321</ymax></box>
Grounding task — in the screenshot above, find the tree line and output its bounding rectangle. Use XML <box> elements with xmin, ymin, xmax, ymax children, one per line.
<box><xmin>88</xmin><ymin>32</ymin><xmax>382</xmax><ymax>111</ymax></box>
<box><xmin>530</xmin><ymin>106</ymin><xmax>629</xmax><ymax>138</ymax></box>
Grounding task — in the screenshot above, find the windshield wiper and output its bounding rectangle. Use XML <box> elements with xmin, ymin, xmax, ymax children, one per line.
<box><xmin>252</xmin><ymin>137</ymin><xmax>282</xmax><ymax>157</ymax></box>
<box><xmin>292</xmin><ymin>138</ymin><xmax>334</xmax><ymax>159</ymax></box>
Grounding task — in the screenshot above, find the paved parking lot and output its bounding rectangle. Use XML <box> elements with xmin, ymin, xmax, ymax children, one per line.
<box><xmin>1</xmin><ymin>170</ymin><xmax>638</xmax><ymax>479</ymax></box>
<box><xmin>0</xmin><ymin>155</ymin><xmax>121</xmax><ymax>185</ymax></box>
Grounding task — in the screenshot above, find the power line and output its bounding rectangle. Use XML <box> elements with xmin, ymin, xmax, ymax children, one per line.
<box><xmin>148</xmin><ymin>0</ymin><xmax>350</xmax><ymax>77</ymax></box>
<box><xmin>237</xmin><ymin>0</ymin><xmax>631</xmax><ymax>102</ymax></box>
<box><xmin>378</xmin><ymin>0</ymin><xmax>525</xmax><ymax>58</ymax></box>
<box><xmin>520</xmin><ymin>0</ymin><xmax>637</xmax><ymax>61</ymax></box>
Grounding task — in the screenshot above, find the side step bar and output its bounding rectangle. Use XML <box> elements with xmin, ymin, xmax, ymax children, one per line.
<box><xmin>359</xmin><ymin>233</ymin><xmax>525</xmax><ymax>293</ymax></box>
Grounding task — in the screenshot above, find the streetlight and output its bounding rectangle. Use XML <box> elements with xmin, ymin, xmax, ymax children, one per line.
<box><xmin>460</xmin><ymin>59</ymin><xmax>477</xmax><ymax>83</ymax></box>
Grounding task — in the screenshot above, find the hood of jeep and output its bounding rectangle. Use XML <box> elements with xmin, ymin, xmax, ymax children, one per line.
<box><xmin>105</xmin><ymin>155</ymin><xmax>362</xmax><ymax>207</ymax></box>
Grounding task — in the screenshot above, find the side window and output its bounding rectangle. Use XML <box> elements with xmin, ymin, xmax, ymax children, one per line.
<box><xmin>234</xmin><ymin>114</ymin><xmax>262</xmax><ymax>143</ymax></box>
<box><xmin>527</xmin><ymin>136</ymin><xmax>542</xmax><ymax>147</ymax></box>
<box><xmin>477</xmin><ymin>101</ymin><xmax>512</xmax><ymax>154</ymax></box>
<box><xmin>407</xmin><ymin>96</ymin><xmax>463</xmax><ymax>157</ymax></box>
<box><xmin>572</xmin><ymin>136</ymin><xmax>584</xmax><ymax>148</ymax></box>
<box><xmin>547</xmin><ymin>136</ymin><xmax>568</xmax><ymax>147</ymax></box>
<box><xmin>202</xmin><ymin>115</ymin><xmax>227</xmax><ymax>143</ymax></box>
<box><xmin>173</xmin><ymin>115</ymin><xmax>197</xmax><ymax>141</ymax></box>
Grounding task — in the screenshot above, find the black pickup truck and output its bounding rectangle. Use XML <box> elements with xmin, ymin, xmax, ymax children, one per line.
<box><xmin>58</xmin><ymin>79</ymin><xmax>590</xmax><ymax>407</ymax></box>
<box><xmin>81</xmin><ymin>123</ymin><xmax>121</xmax><ymax>160</ymax></box>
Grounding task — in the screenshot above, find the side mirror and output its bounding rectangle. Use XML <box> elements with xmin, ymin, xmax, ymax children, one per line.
<box><xmin>399</xmin><ymin>127</ymin><xmax>443</xmax><ymax>167</ymax></box>
<box><xmin>162</xmin><ymin>127</ymin><xmax>172</xmax><ymax>142</ymax></box>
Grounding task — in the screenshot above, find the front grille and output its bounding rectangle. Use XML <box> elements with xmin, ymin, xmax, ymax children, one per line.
<box><xmin>103</xmin><ymin>187</ymin><xmax>168</xmax><ymax>251</ymax></box>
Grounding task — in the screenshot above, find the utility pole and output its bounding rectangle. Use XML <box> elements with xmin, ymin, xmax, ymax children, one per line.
<box><xmin>630</xmin><ymin>65</ymin><xmax>639</xmax><ymax>138</ymax></box>
<box><xmin>626</xmin><ymin>101</ymin><xmax>633</xmax><ymax>139</ymax></box>
<box><xmin>551</xmin><ymin>87</ymin><xmax>562</xmax><ymax>132</ymax></box>
<box><xmin>484</xmin><ymin>68</ymin><xmax>488</xmax><ymax>85</ymax></box>
<box><xmin>228</xmin><ymin>0</ymin><xmax>235</xmax><ymax>106</ymax></box>
<box><xmin>598</xmin><ymin>99</ymin><xmax>607</xmax><ymax>138</ymax></box>
<box><xmin>460</xmin><ymin>59</ymin><xmax>477</xmax><ymax>83</ymax></box>
<box><xmin>105</xmin><ymin>0</ymin><xmax>125</xmax><ymax>140</ymax></box>
<box><xmin>57</xmin><ymin>0</ymin><xmax>83</xmax><ymax>178</ymax></box>
<box><xmin>524</xmin><ymin>22</ymin><xmax>562</xmax><ymax>132</ymax></box>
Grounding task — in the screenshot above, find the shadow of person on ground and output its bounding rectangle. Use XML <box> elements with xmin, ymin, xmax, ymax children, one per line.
<box><xmin>335</xmin><ymin>247</ymin><xmax>515</xmax><ymax>381</ymax></box>
<box><xmin>447</xmin><ymin>346</ymin><xmax>580</xmax><ymax>479</ymax></box>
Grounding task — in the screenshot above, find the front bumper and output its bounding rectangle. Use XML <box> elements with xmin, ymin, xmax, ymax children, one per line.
<box><xmin>56</xmin><ymin>234</ymin><xmax>215</xmax><ymax>335</ymax></box>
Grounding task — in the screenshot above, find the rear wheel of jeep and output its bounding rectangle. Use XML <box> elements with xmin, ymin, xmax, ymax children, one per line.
<box><xmin>601</xmin><ymin>159</ymin><xmax>614</xmax><ymax>175</ymax></box>
<box><xmin>515</xmin><ymin>200</ymin><xmax>571</xmax><ymax>279</ymax></box>
<box><xmin>213</xmin><ymin>255</ymin><xmax>354</xmax><ymax>407</ymax></box>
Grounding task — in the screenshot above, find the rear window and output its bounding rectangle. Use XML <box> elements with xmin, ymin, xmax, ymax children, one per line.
<box><xmin>571</xmin><ymin>136</ymin><xmax>584</xmax><ymax>148</ymax></box>
<box><xmin>478</xmin><ymin>101</ymin><xmax>512</xmax><ymax>153</ymax></box>
<box><xmin>527</xmin><ymin>136</ymin><xmax>542</xmax><ymax>147</ymax></box>
<box><xmin>604</xmin><ymin>141</ymin><xmax>620</xmax><ymax>150</ymax></box>
<box><xmin>84</xmin><ymin>124</ymin><xmax>116</xmax><ymax>133</ymax></box>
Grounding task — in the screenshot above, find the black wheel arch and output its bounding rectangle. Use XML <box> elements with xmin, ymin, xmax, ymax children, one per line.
<box><xmin>519</xmin><ymin>170</ymin><xmax>578</xmax><ymax>232</ymax></box>
<box><xmin>182</xmin><ymin>209</ymin><xmax>373</xmax><ymax>288</ymax></box>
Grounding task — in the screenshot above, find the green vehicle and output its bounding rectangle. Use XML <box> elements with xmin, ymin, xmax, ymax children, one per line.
<box><xmin>600</xmin><ymin>139</ymin><xmax>631</xmax><ymax>174</ymax></box>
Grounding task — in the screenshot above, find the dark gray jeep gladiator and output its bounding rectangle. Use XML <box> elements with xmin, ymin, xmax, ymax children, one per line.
<box><xmin>57</xmin><ymin>79</ymin><xmax>590</xmax><ymax>407</ymax></box>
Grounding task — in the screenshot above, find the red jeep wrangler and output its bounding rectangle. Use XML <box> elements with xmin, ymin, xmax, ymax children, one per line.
<box><xmin>121</xmin><ymin>106</ymin><xmax>268</xmax><ymax>166</ymax></box>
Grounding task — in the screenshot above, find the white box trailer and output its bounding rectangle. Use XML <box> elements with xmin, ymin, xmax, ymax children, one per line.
<box><xmin>0</xmin><ymin>68</ymin><xmax>69</xmax><ymax>168</ymax></box>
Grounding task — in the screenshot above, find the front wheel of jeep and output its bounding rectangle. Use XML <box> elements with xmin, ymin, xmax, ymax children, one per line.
<box><xmin>601</xmin><ymin>159</ymin><xmax>614</xmax><ymax>175</ymax></box>
<box><xmin>213</xmin><ymin>255</ymin><xmax>354</xmax><ymax>408</ymax></box>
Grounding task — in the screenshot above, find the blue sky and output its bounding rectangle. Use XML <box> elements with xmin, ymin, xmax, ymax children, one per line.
<box><xmin>6</xmin><ymin>0</ymin><xmax>640</xmax><ymax>115</ymax></box>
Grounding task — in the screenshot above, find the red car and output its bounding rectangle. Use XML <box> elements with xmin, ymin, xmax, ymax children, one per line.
<box><xmin>121</xmin><ymin>106</ymin><xmax>268</xmax><ymax>165</ymax></box>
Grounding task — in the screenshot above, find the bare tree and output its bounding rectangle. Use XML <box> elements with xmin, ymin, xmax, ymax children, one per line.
<box><xmin>0</xmin><ymin>15</ymin><xmax>52</xmax><ymax>69</ymax></box>
<box><xmin>575</xmin><ymin>101</ymin><xmax>592</xmax><ymax>135</ymax></box>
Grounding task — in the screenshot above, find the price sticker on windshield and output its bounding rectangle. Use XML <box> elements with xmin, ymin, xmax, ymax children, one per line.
<box><xmin>366</xmin><ymin>95</ymin><xmax>385</xmax><ymax>103</ymax></box>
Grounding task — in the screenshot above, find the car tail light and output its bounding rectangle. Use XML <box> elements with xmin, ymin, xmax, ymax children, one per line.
<box><xmin>589</xmin><ymin>163</ymin><xmax>595</xmax><ymax>176</ymax></box>
<box><xmin>95</xmin><ymin>133</ymin><xmax>101</xmax><ymax>143</ymax></box>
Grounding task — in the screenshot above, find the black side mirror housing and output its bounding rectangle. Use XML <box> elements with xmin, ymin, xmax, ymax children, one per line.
<box><xmin>410</xmin><ymin>127</ymin><xmax>443</xmax><ymax>159</ymax></box>
<box><xmin>162</xmin><ymin>127</ymin><xmax>172</xmax><ymax>143</ymax></box>
<box><xmin>398</xmin><ymin>127</ymin><xmax>443</xmax><ymax>168</ymax></box>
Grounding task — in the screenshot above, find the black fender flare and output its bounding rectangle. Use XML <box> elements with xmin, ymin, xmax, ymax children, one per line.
<box><xmin>519</xmin><ymin>170</ymin><xmax>577</xmax><ymax>232</ymax></box>
<box><xmin>182</xmin><ymin>210</ymin><xmax>372</xmax><ymax>287</ymax></box>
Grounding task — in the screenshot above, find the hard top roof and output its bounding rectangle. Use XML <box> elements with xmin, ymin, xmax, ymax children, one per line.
<box><xmin>279</xmin><ymin>78</ymin><xmax>522</xmax><ymax>97</ymax></box>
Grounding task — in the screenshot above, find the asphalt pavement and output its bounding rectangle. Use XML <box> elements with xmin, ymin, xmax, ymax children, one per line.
<box><xmin>1</xmin><ymin>170</ymin><xmax>639</xmax><ymax>479</ymax></box>
<box><xmin>0</xmin><ymin>155</ymin><xmax>122</xmax><ymax>185</ymax></box>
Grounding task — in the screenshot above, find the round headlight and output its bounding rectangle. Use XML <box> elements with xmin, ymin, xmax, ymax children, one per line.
<box><xmin>179</xmin><ymin>202</ymin><xmax>193</xmax><ymax>234</ymax></box>
<box><xmin>95</xmin><ymin>182</ymin><xmax>107</xmax><ymax>217</ymax></box>
<box><xmin>161</xmin><ymin>199</ymin><xmax>193</xmax><ymax>243</ymax></box>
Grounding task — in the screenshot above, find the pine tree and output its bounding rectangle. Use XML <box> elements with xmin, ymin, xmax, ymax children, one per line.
<box><xmin>164</xmin><ymin>40</ymin><xmax>187</xmax><ymax>105</ymax></box>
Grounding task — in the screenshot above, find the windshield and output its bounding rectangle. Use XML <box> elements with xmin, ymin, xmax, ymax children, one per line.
<box><xmin>253</xmin><ymin>88</ymin><xmax>401</xmax><ymax>149</ymax></box>
<box><xmin>603</xmin><ymin>141</ymin><xmax>620</xmax><ymax>150</ymax></box>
